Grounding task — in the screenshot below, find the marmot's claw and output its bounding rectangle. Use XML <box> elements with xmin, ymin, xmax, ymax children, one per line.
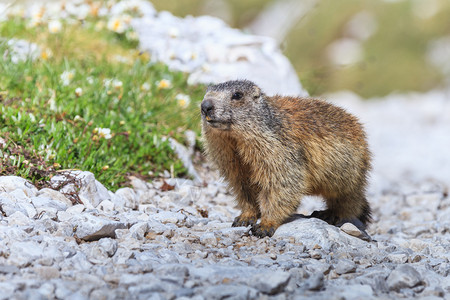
<box><xmin>250</xmin><ymin>224</ymin><xmax>275</xmax><ymax>238</ymax></box>
<box><xmin>232</xmin><ymin>216</ymin><xmax>257</xmax><ymax>227</ymax></box>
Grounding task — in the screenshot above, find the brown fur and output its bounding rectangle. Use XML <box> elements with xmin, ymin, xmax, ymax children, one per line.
<box><xmin>201</xmin><ymin>80</ymin><xmax>371</xmax><ymax>237</ymax></box>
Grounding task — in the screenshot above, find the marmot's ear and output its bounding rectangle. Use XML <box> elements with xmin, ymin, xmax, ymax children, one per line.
<box><xmin>252</xmin><ymin>86</ymin><xmax>261</xmax><ymax>99</ymax></box>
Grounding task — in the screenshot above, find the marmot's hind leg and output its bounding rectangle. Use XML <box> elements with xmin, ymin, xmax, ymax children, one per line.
<box><xmin>310</xmin><ymin>194</ymin><xmax>372</xmax><ymax>231</ymax></box>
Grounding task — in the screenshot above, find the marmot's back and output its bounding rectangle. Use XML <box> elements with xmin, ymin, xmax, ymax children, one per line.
<box><xmin>270</xmin><ymin>96</ymin><xmax>371</xmax><ymax>200</ymax></box>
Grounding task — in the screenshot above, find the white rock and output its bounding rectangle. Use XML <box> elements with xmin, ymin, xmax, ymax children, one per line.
<box><xmin>152</xmin><ymin>211</ymin><xmax>186</xmax><ymax>225</ymax></box>
<box><xmin>51</xmin><ymin>171</ymin><xmax>110</xmax><ymax>208</ymax></box>
<box><xmin>250</xmin><ymin>270</ymin><xmax>291</xmax><ymax>294</ymax></box>
<box><xmin>36</xmin><ymin>188</ymin><xmax>73</xmax><ymax>207</ymax></box>
<box><xmin>0</xmin><ymin>225</ymin><xmax>28</xmax><ymax>241</ymax></box>
<box><xmin>0</xmin><ymin>176</ymin><xmax>37</xmax><ymax>196</ymax></box>
<box><xmin>114</xmin><ymin>187</ymin><xmax>138</xmax><ymax>209</ymax></box>
<box><xmin>0</xmin><ymin>192</ymin><xmax>37</xmax><ymax>218</ymax></box>
<box><xmin>138</xmin><ymin>204</ymin><xmax>157</xmax><ymax>214</ymax></box>
<box><xmin>31</xmin><ymin>195</ymin><xmax>68</xmax><ymax>211</ymax></box>
<box><xmin>165</xmin><ymin>138</ymin><xmax>202</xmax><ymax>184</ymax></box>
<box><xmin>274</xmin><ymin>218</ymin><xmax>368</xmax><ymax>251</ymax></box>
<box><xmin>36</xmin><ymin>206</ymin><xmax>59</xmax><ymax>220</ymax></box>
<box><xmin>199</xmin><ymin>232</ymin><xmax>217</xmax><ymax>246</ymax></box>
<box><xmin>335</xmin><ymin>259</ymin><xmax>357</xmax><ymax>275</ymax></box>
<box><xmin>129</xmin><ymin>176</ymin><xmax>153</xmax><ymax>191</ymax></box>
<box><xmin>136</xmin><ymin>191</ymin><xmax>156</xmax><ymax>206</ymax></box>
<box><xmin>7</xmin><ymin>211</ymin><xmax>32</xmax><ymax>226</ymax></box>
<box><xmin>66</xmin><ymin>204</ymin><xmax>85</xmax><ymax>214</ymax></box>
<box><xmin>201</xmin><ymin>284</ymin><xmax>258</xmax><ymax>300</ymax></box>
<box><xmin>147</xmin><ymin>220</ymin><xmax>172</xmax><ymax>234</ymax></box>
<box><xmin>130</xmin><ymin>222</ymin><xmax>148</xmax><ymax>240</ymax></box>
<box><xmin>340</xmin><ymin>222</ymin><xmax>362</xmax><ymax>236</ymax></box>
<box><xmin>88</xmin><ymin>238</ymin><xmax>118</xmax><ymax>261</ymax></box>
<box><xmin>217</xmin><ymin>227</ymin><xmax>248</xmax><ymax>239</ymax></box>
<box><xmin>405</xmin><ymin>193</ymin><xmax>442</xmax><ymax>212</ymax></box>
<box><xmin>408</xmin><ymin>239</ymin><xmax>430</xmax><ymax>252</ymax></box>
<box><xmin>387</xmin><ymin>265</ymin><xmax>423</xmax><ymax>291</ymax></box>
<box><xmin>132</xmin><ymin>13</ymin><xmax>306</xmax><ymax>97</ymax></box>
<box><xmin>68</xmin><ymin>213</ymin><xmax>127</xmax><ymax>241</ymax></box>
<box><xmin>8</xmin><ymin>241</ymin><xmax>45</xmax><ymax>267</ymax></box>
<box><xmin>335</xmin><ymin>284</ymin><xmax>374</xmax><ymax>299</ymax></box>
<box><xmin>387</xmin><ymin>252</ymin><xmax>409</xmax><ymax>264</ymax></box>
<box><xmin>97</xmin><ymin>199</ymin><xmax>115</xmax><ymax>212</ymax></box>
<box><xmin>0</xmin><ymin>282</ymin><xmax>16</xmax><ymax>300</ymax></box>
<box><xmin>37</xmin><ymin>282</ymin><xmax>55</xmax><ymax>299</ymax></box>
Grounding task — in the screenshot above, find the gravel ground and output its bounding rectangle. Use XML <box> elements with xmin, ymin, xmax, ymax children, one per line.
<box><xmin>0</xmin><ymin>162</ymin><xmax>449</xmax><ymax>300</ymax></box>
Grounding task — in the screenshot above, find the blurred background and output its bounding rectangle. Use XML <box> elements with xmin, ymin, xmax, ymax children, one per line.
<box><xmin>152</xmin><ymin>0</ymin><xmax>450</xmax><ymax>98</ymax></box>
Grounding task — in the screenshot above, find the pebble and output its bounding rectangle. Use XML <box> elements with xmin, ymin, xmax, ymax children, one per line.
<box><xmin>68</xmin><ymin>213</ymin><xmax>127</xmax><ymax>241</ymax></box>
<box><xmin>386</xmin><ymin>265</ymin><xmax>424</xmax><ymax>291</ymax></box>
<box><xmin>250</xmin><ymin>270</ymin><xmax>291</xmax><ymax>295</ymax></box>
<box><xmin>335</xmin><ymin>259</ymin><xmax>357</xmax><ymax>275</ymax></box>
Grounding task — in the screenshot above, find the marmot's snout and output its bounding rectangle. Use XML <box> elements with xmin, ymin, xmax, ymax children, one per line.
<box><xmin>201</xmin><ymin>98</ymin><xmax>214</xmax><ymax>121</ymax></box>
<box><xmin>201</xmin><ymin>96</ymin><xmax>231</xmax><ymax>130</ymax></box>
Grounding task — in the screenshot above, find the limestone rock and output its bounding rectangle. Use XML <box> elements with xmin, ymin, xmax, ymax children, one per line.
<box><xmin>0</xmin><ymin>176</ymin><xmax>37</xmax><ymax>196</ymax></box>
<box><xmin>387</xmin><ymin>265</ymin><xmax>424</xmax><ymax>291</ymax></box>
<box><xmin>132</xmin><ymin>13</ymin><xmax>306</xmax><ymax>96</ymax></box>
<box><xmin>68</xmin><ymin>213</ymin><xmax>127</xmax><ymax>241</ymax></box>
<box><xmin>250</xmin><ymin>270</ymin><xmax>291</xmax><ymax>295</ymax></box>
<box><xmin>50</xmin><ymin>171</ymin><xmax>110</xmax><ymax>208</ymax></box>
<box><xmin>274</xmin><ymin>218</ymin><xmax>368</xmax><ymax>251</ymax></box>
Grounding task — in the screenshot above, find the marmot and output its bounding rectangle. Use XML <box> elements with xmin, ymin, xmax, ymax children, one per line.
<box><xmin>201</xmin><ymin>80</ymin><xmax>371</xmax><ymax>238</ymax></box>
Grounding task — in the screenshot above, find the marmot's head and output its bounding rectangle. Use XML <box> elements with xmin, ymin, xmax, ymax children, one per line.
<box><xmin>201</xmin><ymin>80</ymin><xmax>264</xmax><ymax>131</ymax></box>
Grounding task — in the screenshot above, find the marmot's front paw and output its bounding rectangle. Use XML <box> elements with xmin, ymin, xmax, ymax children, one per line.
<box><xmin>250</xmin><ymin>223</ymin><xmax>275</xmax><ymax>238</ymax></box>
<box><xmin>232</xmin><ymin>215</ymin><xmax>257</xmax><ymax>227</ymax></box>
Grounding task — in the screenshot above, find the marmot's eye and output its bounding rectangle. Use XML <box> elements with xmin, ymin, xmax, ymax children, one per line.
<box><xmin>232</xmin><ymin>92</ymin><xmax>243</xmax><ymax>100</ymax></box>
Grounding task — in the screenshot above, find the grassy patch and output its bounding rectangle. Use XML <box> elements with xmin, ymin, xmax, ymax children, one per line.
<box><xmin>0</xmin><ymin>17</ymin><xmax>205</xmax><ymax>190</ymax></box>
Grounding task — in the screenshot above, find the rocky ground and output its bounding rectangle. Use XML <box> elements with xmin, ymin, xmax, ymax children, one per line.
<box><xmin>0</xmin><ymin>166</ymin><xmax>449</xmax><ymax>299</ymax></box>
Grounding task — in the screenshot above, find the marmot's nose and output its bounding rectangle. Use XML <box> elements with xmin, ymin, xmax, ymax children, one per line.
<box><xmin>201</xmin><ymin>99</ymin><xmax>214</xmax><ymax>117</ymax></box>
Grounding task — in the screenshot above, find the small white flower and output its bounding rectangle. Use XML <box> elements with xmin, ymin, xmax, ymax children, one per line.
<box><xmin>168</xmin><ymin>27</ymin><xmax>179</xmax><ymax>38</ymax></box>
<box><xmin>140</xmin><ymin>82</ymin><xmax>151</xmax><ymax>91</ymax></box>
<box><xmin>157</xmin><ymin>79</ymin><xmax>172</xmax><ymax>89</ymax></box>
<box><xmin>202</xmin><ymin>64</ymin><xmax>211</xmax><ymax>72</ymax></box>
<box><xmin>60</xmin><ymin>70</ymin><xmax>75</xmax><ymax>86</ymax></box>
<box><xmin>103</xmin><ymin>78</ymin><xmax>112</xmax><ymax>88</ymax></box>
<box><xmin>30</xmin><ymin>5</ymin><xmax>45</xmax><ymax>21</ymax></box>
<box><xmin>112</xmin><ymin>79</ymin><xmax>123</xmax><ymax>89</ymax></box>
<box><xmin>75</xmin><ymin>87</ymin><xmax>83</xmax><ymax>97</ymax></box>
<box><xmin>107</xmin><ymin>16</ymin><xmax>127</xmax><ymax>33</ymax></box>
<box><xmin>48</xmin><ymin>20</ymin><xmax>62</xmax><ymax>34</ymax></box>
<box><xmin>175</xmin><ymin>93</ymin><xmax>190</xmax><ymax>108</ymax></box>
<box><xmin>27</xmin><ymin>19</ymin><xmax>41</xmax><ymax>28</ymax></box>
<box><xmin>126</xmin><ymin>31</ymin><xmax>139</xmax><ymax>41</ymax></box>
<box><xmin>87</xmin><ymin>76</ymin><xmax>94</xmax><ymax>84</ymax></box>
<box><xmin>41</xmin><ymin>48</ymin><xmax>53</xmax><ymax>60</ymax></box>
<box><xmin>74</xmin><ymin>115</ymin><xmax>83</xmax><ymax>122</ymax></box>
<box><xmin>113</xmin><ymin>55</ymin><xmax>131</xmax><ymax>64</ymax></box>
<box><xmin>95</xmin><ymin>20</ymin><xmax>106</xmax><ymax>31</ymax></box>
<box><xmin>94</xmin><ymin>127</ymin><xmax>112</xmax><ymax>139</ymax></box>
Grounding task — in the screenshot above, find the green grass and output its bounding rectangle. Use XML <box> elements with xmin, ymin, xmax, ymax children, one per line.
<box><xmin>0</xmin><ymin>17</ymin><xmax>205</xmax><ymax>190</ymax></box>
